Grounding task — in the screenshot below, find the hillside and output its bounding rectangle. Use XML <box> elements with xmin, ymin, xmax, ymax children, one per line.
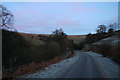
<box><xmin>2</xmin><ymin>30</ymin><xmax>54</xmax><ymax>75</ymax></box>
<box><xmin>84</xmin><ymin>30</ymin><xmax>120</xmax><ymax>64</ymax></box>
<box><xmin>92</xmin><ymin>30</ymin><xmax>120</xmax><ymax>46</ymax></box>
<box><xmin>17</xmin><ymin>32</ymin><xmax>86</xmax><ymax>45</ymax></box>
<box><xmin>68</xmin><ymin>35</ymin><xmax>86</xmax><ymax>44</ymax></box>
<box><xmin>2</xmin><ymin>29</ymin><xmax>75</xmax><ymax>79</ymax></box>
<box><xmin>93</xmin><ymin>35</ymin><xmax>119</xmax><ymax>46</ymax></box>
<box><xmin>2</xmin><ymin>29</ymin><xmax>32</xmax><ymax>68</ymax></box>
<box><xmin>20</xmin><ymin>34</ymin><xmax>44</xmax><ymax>46</ymax></box>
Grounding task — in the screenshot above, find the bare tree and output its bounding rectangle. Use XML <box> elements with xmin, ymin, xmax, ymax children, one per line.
<box><xmin>52</xmin><ymin>28</ymin><xmax>66</xmax><ymax>36</ymax></box>
<box><xmin>0</xmin><ymin>4</ymin><xmax>14</xmax><ymax>30</ymax></box>
<box><xmin>108</xmin><ymin>23</ymin><xmax>119</xmax><ymax>31</ymax></box>
<box><xmin>96</xmin><ymin>25</ymin><xmax>106</xmax><ymax>33</ymax></box>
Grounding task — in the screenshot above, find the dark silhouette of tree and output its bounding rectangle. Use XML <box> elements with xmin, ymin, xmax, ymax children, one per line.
<box><xmin>108</xmin><ymin>23</ymin><xmax>118</xmax><ymax>31</ymax></box>
<box><xmin>108</xmin><ymin>28</ymin><xmax>114</xmax><ymax>33</ymax></box>
<box><xmin>51</xmin><ymin>28</ymin><xmax>74</xmax><ymax>53</ymax></box>
<box><xmin>88</xmin><ymin>32</ymin><xmax>92</xmax><ymax>35</ymax></box>
<box><xmin>52</xmin><ymin>28</ymin><xmax>66</xmax><ymax>36</ymax></box>
<box><xmin>0</xmin><ymin>4</ymin><xmax>14</xmax><ymax>30</ymax></box>
<box><xmin>96</xmin><ymin>25</ymin><xmax>106</xmax><ymax>33</ymax></box>
<box><xmin>85</xmin><ymin>33</ymin><xmax>94</xmax><ymax>44</ymax></box>
<box><xmin>96</xmin><ymin>29</ymin><xmax>100</xmax><ymax>34</ymax></box>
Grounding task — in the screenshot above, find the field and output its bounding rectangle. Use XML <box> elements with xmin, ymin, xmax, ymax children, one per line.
<box><xmin>19</xmin><ymin>32</ymin><xmax>86</xmax><ymax>45</ymax></box>
<box><xmin>68</xmin><ymin>35</ymin><xmax>86</xmax><ymax>44</ymax></box>
<box><xmin>20</xmin><ymin>33</ymin><xmax>46</xmax><ymax>46</ymax></box>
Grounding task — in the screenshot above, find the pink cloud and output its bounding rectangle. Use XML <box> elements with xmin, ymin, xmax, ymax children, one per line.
<box><xmin>13</xmin><ymin>9</ymin><xmax>42</xmax><ymax>20</ymax></box>
<box><xmin>55</xmin><ymin>18</ymin><xmax>81</xmax><ymax>26</ymax></box>
<box><xmin>82</xmin><ymin>7</ymin><xmax>100</xmax><ymax>12</ymax></box>
<box><xmin>72</xmin><ymin>7</ymin><xmax>100</xmax><ymax>12</ymax></box>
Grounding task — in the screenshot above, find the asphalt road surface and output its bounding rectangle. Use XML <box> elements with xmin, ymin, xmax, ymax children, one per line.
<box><xmin>60</xmin><ymin>51</ymin><xmax>110</xmax><ymax>78</ymax></box>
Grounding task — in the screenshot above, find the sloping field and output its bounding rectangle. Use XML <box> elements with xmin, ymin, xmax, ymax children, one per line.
<box><xmin>17</xmin><ymin>32</ymin><xmax>86</xmax><ymax>45</ymax></box>
<box><xmin>93</xmin><ymin>35</ymin><xmax>120</xmax><ymax>46</ymax></box>
<box><xmin>68</xmin><ymin>35</ymin><xmax>86</xmax><ymax>44</ymax></box>
<box><xmin>20</xmin><ymin>33</ymin><xmax>48</xmax><ymax>46</ymax></box>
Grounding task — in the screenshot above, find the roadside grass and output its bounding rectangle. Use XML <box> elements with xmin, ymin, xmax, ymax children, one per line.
<box><xmin>83</xmin><ymin>31</ymin><xmax>120</xmax><ymax>64</ymax></box>
<box><xmin>89</xmin><ymin>44</ymin><xmax>120</xmax><ymax>64</ymax></box>
<box><xmin>2</xmin><ymin>52</ymin><xmax>74</xmax><ymax>79</ymax></box>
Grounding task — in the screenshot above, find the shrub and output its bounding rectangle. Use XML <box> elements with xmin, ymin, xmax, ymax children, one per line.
<box><xmin>111</xmin><ymin>45</ymin><xmax>120</xmax><ymax>64</ymax></box>
<box><xmin>78</xmin><ymin>40</ymin><xmax>86</xmax><ymax>50</ymax></box>
<box><xmin>98</xmin><ymin>44</ymin><xmax>112</xmax><ymax>56</ymax></box>
<box><xmin>2</xmin><ymin>29</ymin><xmax>31</xmax><ymax>69</ymax></box>
<box><xmin>45</xmin><ymin>41</ymin><xmax>60</xmax><ymax>60</ymax></box>
<box><xmin>89</xmin><ymin>45</ymin><xmax>99</xmax><ymax>52</ymax></box>
<box><xmin>2</xmin><ymin>52</ymin><xmax>75</xmax><ymax>79</ymax></box>
<box><xmin>89</xmin><ymin>43</ymin><xmax>120</xmax><ymax>64</ymax></box>
<box><xmin>89</xmin><ymin>44</ymin><xmax>112</xmax><ymax>57</ymax></box>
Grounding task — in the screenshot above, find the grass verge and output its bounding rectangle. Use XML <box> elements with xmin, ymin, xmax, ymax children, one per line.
<box><xmin>2</xmin><ymin>52</ymin><xmax>74</xmax><ymax>79</ymax></box>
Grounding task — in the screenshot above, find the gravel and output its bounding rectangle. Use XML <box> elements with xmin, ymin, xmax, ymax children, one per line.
<box><xmin>86</xmin><ymin>51</ymin><xmax>119</xmax><ymax>78</ymax></box>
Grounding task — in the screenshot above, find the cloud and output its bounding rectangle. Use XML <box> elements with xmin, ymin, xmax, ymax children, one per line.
<box><xmin>12</xmin><ymin>3</ymin><xmax>100</xmax><ymax>33</ymax></box>
<box><xmin>14</xmin><ymin>14</ymin><xmax>81</xmax><ymax>32</ymax></box>
<box><xmin>13</xmin><ymin>8</ymin><xmax>53</xmax><ymax>27</ymax></box>
<box><xmin>72</xmin><ymin>7</ymin><xmax>101</xmax><ymax>13</ymax></box>
<box><xmin>57</xmin><ymin>19</ymin><xmax>80</xmax><ymax>26</ymax></box>
<box><xmin>55</xmin><ymin>17</ymin><xmax>81</xmax><ymax>27</ymax></box>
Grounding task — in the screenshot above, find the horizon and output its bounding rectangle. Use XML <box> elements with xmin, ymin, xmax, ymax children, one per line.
<box><xmin>2</xmin><ymin>2</ymin><xmax>118</xmax><ymax>35</ymax></box>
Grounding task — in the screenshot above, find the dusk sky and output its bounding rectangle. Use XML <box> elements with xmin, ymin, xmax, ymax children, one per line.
<box><xmin>3</xmin><ymin>2</ymin><xmax>118</xmax><ymax>35</ymax></box>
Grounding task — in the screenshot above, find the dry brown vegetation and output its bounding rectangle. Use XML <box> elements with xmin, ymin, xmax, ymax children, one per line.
<box><xmin>2</xmin><ymin>52</ymin><xmax>74</xmax><ymax>79</ymax></box>
<box><xmin>68</xmin><ymin>35</ymin><xmax>86</xmax><ymax>44</ymax></box>
<box><xmin>20</xmin><ymin>33</ymin><xmax>86</xmax><ymax>45</ymax></box>
<box><xmin>2</xmin><ymin>29</ymin><xmax>74</xmax><ymax>79</ymax></box>
<box><xmin>82</xmin><ymin>30</ymin><xmax>120</xmax><ymax>64</ymax></box>
<box><xmin>89</xmin><ymin>44</ymin><xmax>120</xmax><ymax>64</ymax></box>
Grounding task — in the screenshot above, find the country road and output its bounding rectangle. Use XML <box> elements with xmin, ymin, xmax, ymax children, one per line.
<box><xmin>20</xmin><ymin>51</ymin><xmax>118</xmax><ymax>78</ymax></box>
<box><xmin>60</xmin><ymin>51</ymin><xmax>111</xmax><ymax>78</ymax></box>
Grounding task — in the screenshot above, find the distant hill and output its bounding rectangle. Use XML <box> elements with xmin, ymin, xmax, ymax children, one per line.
<box><xmin>68</xmin><ymin>35</ymin><xmax>86</xmax><ymax>44</ymax></box>
<box><xmin>19</xmin><ymin>32</ymin><xmax>86</xmax><ymax>45</ymax></box>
